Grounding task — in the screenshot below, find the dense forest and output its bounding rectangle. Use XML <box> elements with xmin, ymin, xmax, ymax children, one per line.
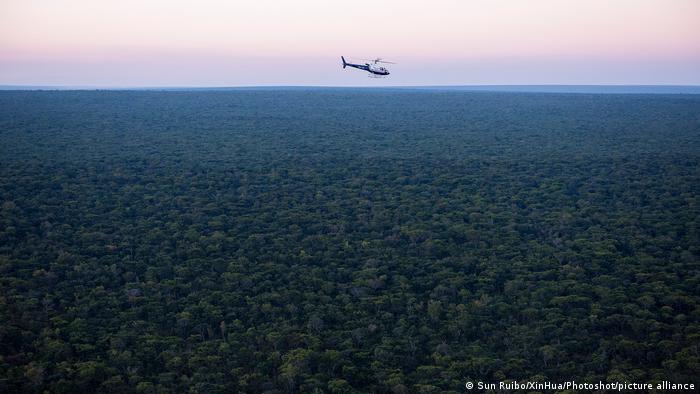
<box><xmin>1</xmin><ymin>90</ymin><xmax>699</xmax><ymax>392</ymax></box>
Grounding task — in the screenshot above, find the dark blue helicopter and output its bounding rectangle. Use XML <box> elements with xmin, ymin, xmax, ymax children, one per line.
<box><xmin>341</xmin><ymin>56</ymin><xmax>395</xmax><ymax>77</ymax></box>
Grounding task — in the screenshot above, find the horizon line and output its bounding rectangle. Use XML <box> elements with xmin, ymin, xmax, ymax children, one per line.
<box><xmin>2</xmin><ymin>84</ymin><xmax>700</xmax><ymax>94</ymax></box>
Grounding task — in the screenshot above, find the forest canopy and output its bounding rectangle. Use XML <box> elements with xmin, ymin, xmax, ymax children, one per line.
<box><xmin>1</xmin><ymin>90</ymin><xmax>699</xmax><ymax>393</ymax></box>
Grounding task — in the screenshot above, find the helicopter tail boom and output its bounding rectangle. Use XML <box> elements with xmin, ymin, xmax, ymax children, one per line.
<box><xmin>341</xmin><ymin>56</ymin><xmax>347</xmax><ymax>69</ymax></box>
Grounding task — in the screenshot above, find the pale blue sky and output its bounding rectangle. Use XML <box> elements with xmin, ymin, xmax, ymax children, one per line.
<box><xmin>1</xmin><ymin>0</ymin><xmax>699</xmax><ymax>86</ymax></box>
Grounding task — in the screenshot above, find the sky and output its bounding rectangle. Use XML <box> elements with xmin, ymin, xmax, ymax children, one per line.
<box><xmin>1</xmin><ymin>0</ymin><xmax>699</xmax><ymax>86</ymax></box>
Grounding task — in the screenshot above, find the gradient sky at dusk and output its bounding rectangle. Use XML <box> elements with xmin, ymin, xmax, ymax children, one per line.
<box><xmin>1</xmin><ymin>0</ymin><xmax>699</xmax><ymax>86</ymax></box>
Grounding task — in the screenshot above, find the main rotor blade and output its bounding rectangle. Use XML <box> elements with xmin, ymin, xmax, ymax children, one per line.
<box><xmin>349</xmin><ymin>57</ymin><xmax>397</xmax><ymax>64</ymax></box>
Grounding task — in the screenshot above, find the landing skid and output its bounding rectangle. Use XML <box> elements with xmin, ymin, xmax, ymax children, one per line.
<box><xmin>368</xmin><ymin>74</ymin><xmax>386</xmax><ymax>78</ymax></box>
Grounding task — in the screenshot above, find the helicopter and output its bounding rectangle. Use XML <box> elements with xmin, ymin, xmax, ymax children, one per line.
<box><xmin>341</xmin><ymin>56</ymin><xmax>395</xmax><ymax>77</ymax></box>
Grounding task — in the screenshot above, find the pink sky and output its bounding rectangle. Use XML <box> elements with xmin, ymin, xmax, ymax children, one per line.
<box><xmin>1</xmin><ymin>0</ymin><xmax>699</xmax><ymax>86</ymax></box>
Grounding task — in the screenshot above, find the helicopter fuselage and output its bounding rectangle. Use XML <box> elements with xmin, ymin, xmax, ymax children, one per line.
<box><xmin>341</xmin><ymin>57</ymin><xmax>390</xmax><ymax>76</ymax></box>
